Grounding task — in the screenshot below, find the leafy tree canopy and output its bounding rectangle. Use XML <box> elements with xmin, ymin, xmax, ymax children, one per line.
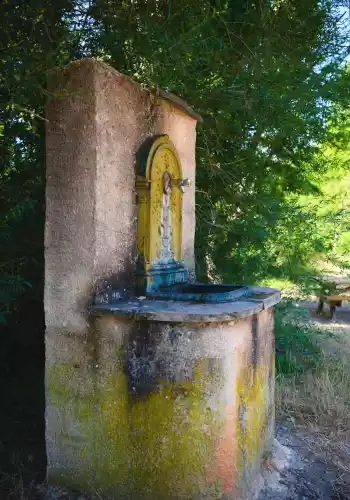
<box><xmin>1</xmin><ymin>0</ymin><xmax>350</xmax><ymax>320</ymax></box>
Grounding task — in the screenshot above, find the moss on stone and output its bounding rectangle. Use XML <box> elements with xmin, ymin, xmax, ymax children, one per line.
<box><xmin>47</xmin><ymin>355</ymin><xmax>223</xmax><ymax>499</ymax></box>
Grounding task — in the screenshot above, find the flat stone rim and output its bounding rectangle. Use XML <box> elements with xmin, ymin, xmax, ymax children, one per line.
<box><xmin>90</xmin><ymin>288</ymin><xmax>280</xmax><ymax>323</ymax></box>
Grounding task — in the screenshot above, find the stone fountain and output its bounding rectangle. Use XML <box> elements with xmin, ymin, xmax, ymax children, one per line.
<box><xmin>45</xmin><ymin>58</ymin><xmax>280</xmax><ymax>499</ymax></box>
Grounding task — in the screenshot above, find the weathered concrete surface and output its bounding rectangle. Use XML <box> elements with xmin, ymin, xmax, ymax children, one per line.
<box><xmin>46</xmin><ymin>308</ymin><xmax>275</xmax><ymax>499</ymax></box>
<box><xmin>45</xmin><ymin>58</ymin><xmax>277</xmax><ymax>499</ymax></box>
<box><xmin>90</xmin><ymin>288</ymin><xmax>280</xmax><ymax>323</ymax></box>
<box><xmin>45</xmin><ymin>58</ymin><xmax>198</xmax><ymax>496</ymax></box>
<box><xmin>153</xmin><ymin>94</ymin><xmax>197</xmax><ymax>273</ymax></box>
<box><xmin>45</xmin><ymin>58</ymin><xmax>197</xmax><ymax>334</ymax></box>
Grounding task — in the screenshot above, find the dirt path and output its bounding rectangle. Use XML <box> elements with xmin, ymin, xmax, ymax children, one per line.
<box><xmin>258</xmin><ymin>422</ymin><xmax>350</xmax><ymax>500</ymax></box>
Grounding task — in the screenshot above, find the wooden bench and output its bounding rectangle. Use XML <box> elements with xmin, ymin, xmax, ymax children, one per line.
<box><xmin>316</xmin><ymin>277</ymin><xmax>350</xmax><ymax>319</ymax></box>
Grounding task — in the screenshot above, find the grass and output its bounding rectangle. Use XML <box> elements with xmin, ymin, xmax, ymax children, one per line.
<box><xmin>1</xmin><ymin>466</ymin><xmax>39</xmax><ymax>500</ymax></box>
<box><xmin>275</xmin><ymin>300</ymin><xmax>325</xmax><ymax>376</ymax></box>
<box><xmin>275</xmin><ymin>299</ymin><xmax>350</xmax><ymax>483</ymax></box>
<box><xmin>277</xmin><ymin>362</ymin><xmax>350</xmax><ymax>434</ymax></box>
<box><xmin>275</xmin><ymin>300</ymin><xmax>350</xmax><ymax>431</ymax></box>
<box><xmin>274</xmin><ymin>298</ymin><xmax>350</xmax><ymax>493</ymax></box>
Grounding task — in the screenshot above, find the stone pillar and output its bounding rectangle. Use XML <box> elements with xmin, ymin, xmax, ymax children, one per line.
<box><xmin>45</xmin><ymin>59</ymin><xmax>198</xmax><ymax>488</ymax></box>
<box><xmin>45</xmin><ymin>59</ymin><xmax>197</xmax><ymax>332</ymax></box>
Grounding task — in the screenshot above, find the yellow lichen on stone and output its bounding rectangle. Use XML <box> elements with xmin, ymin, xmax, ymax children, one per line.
<box><xmin>47</xmin><ymin>354</ymin><xmax>224</xmax><ymax>499</ymax></box>
<box><xmin>236</xmin><ymin>364</ymin><xmax>271</xmax><ymax>478</ymax></box>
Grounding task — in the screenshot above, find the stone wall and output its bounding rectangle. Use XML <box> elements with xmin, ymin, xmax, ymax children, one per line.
<box><xmin>45</xmin><ymin>58</ymin><xmax>275</xmax><ymax>499</ymax></box>
<box><xmin>45</xmin><ymin>58</ymin><xmax>197</xmax><ymax>334</ymax></box>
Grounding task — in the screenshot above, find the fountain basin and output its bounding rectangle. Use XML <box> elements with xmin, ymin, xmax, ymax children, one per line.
<box><xmin>91</xmin><ymin>285</ymin><xmax>280</xmax><ymax>322</ymax></box>
<box><xmin>87</xmin><ymin>285</ymin><xmax>280</xmax><ymax>499</ymax></box>
<box><xmin>146</xmin><ymin>282</ymin><xmax>249</xmax><ymax>303</ymax></box>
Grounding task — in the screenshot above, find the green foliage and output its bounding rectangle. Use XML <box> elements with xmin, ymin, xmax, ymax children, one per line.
<box><xmin>0</xmin><ymin>0</ymin><xmax>76</xmax><ymax>321</ymax></box>
<box><xmin>1</xmin><ymin>0</ymin><xmax>350</xmax><ymax>321</ymax></box>
<box><xmin>0</xmin><ymin>275</ymin><xmax>31</xmax><ymax>324</ymax></box>
<box><xmin>275</xmin><ymin>300</ymin><xmax>324</xmax><ymax>375</ymax></box>
<box><xmin>0</xmin><ymin>201</ymin><xmax>35</xmax><ymax>323</ymax></box>
<box><xmin>89</xmin><ymin>0</ymin><xmax>350</xmax><ymax>284</ymax></box>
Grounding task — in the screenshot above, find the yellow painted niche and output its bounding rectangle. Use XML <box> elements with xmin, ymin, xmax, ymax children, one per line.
<box><xmin>136</xmin><ymin>135</ymin><xmax>183</xmax><ymax>271</ymax></box>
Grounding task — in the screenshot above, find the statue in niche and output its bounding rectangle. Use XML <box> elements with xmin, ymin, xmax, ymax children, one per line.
<box><xmin>158</xmin><ymin>171</ymin><xmax>175</xmax><ymax>264</ymax></box>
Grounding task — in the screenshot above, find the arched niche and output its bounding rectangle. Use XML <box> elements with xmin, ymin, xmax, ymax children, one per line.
<box><xmin>136</xmin><ymin>135</ymin><xmax>188</xmax><ymax>292</ymax></box>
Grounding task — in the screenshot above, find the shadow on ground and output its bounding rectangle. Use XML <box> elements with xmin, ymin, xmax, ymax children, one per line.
<box><xmin>0</xmin><ymin>298</ymin><xmax>46</xmax><ymax>499</ymax></box>
<box><xmin>259</xmin><ymin>421</ymin><xmax>350</xmax><ymax>500</ymax></box>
